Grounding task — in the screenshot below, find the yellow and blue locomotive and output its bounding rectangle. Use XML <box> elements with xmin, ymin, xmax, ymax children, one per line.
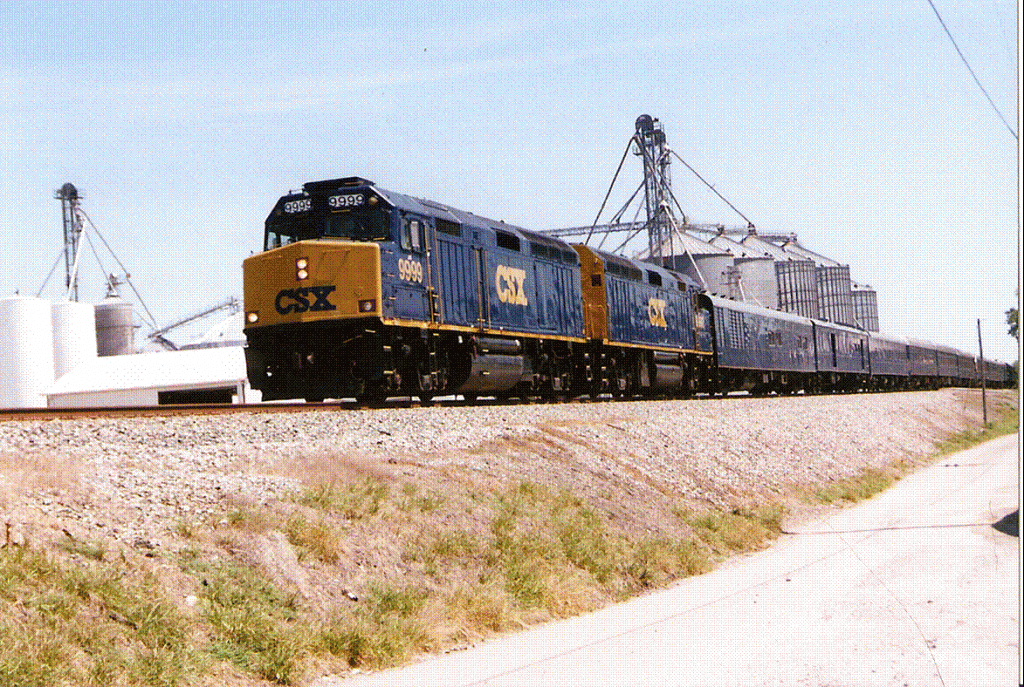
<box><xmin>243</xmin><ymin>177</ymin><xmax>587</xmax><ymax>402</ymax></box>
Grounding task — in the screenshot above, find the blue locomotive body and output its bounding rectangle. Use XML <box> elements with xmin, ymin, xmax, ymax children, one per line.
<box><xmin>355</xmin><ymin>182</ymin><xmax>585</xmax><ymax>339</ymax></box>
<box><xmin>244</xmin><ymin>178</ymin><xmax>585</xmax><ymax>401</ymax></box>
<box><xmin>601</xmin><ymin>253</ymin><xmax>700</xmax><ymax>351</ymax></box>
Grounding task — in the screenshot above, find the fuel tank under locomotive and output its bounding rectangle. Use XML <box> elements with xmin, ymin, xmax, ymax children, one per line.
<box><xmin>652</xmin><ymin>350</ymin><xmax>686</xmax><ymax>391</ymax></box>
<box><xmin>451</xmin><ymin>336</ymin><xmax>532</xmax><ymax>396</ymax></box>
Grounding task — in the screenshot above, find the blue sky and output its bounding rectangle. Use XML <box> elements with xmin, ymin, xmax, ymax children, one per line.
<box><xmin>1</xmin><ymin>1</ymin><xmax>1018</xmax><ymax>362</ymax></box>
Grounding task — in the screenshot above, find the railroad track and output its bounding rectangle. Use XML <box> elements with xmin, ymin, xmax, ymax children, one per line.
<box><xmin>0</xmin><ymin>395</ymin><xmax>567</xmax><ymax>421</ymax></box>
<box><xmin>0</xmin><ymin>400</ymin><xmax>430</xmax><ymax>422</ymax></box>
<box><xmin>1</xmin><ymin>387</ymin><xmax>921</xmax><ymax>422</ymax></box>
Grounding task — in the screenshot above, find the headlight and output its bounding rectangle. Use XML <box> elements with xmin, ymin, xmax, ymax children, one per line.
<box><xmin>359</xmin><ymin>299</ymin><xmax>376</xmax><ymax>313</ymax></box>
<box><xmin>296</xmin><ymin>257</ymin><xmax>309</xmax><ymax>281</ymax></box>
<box><xmin>246</xmin><ymin>311</ymin><xmax>259</xmax><ymax>324</ymax></box>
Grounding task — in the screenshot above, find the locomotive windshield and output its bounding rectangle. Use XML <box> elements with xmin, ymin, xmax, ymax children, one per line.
<box><xmin>325</xmin><ymin>208</ymin><xmax>391</xmax><ymax>241</ymax></box>
<box><xmin>265</xmin><ymin>196</ymin><xmax>392</xmax><ymax>250</ymax></box>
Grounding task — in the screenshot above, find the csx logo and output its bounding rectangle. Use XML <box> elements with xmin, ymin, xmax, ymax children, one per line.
<box><xmin>495</xmin><ymin>265</ymin><xmax>528</xmax><ymax>306</ymax></box>
<box><xmin>275</xmin><ymin>286</ymin><xmax>338</xmax><ymax>315</ymax></box>
<box><xmin>648</xmin><ymin>298</ymin><xmax>668</xmax><ymax>327</ymax></box>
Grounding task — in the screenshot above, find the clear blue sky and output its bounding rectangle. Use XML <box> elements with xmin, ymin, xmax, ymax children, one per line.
<box><xmin>2</xmin><ymin>1</ymin><xmax>1019</xmax><ymax>362</ymax></box>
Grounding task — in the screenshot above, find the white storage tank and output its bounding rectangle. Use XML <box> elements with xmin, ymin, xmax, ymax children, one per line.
<box><xmin>0</xmin><ymin>295</ymin><xmax>56</xmax><ymax>409</ymax></box>
<box><xmin>95</xmin><ymin>295</ymin><xmax>135</xmax><ymax>356</ymax></box>
<box><xmin>732</xmin><ymin>256</ymin><xmax>779</xmax><ymax>309</ymax></box>
<box><xmin>708</xmin><ymin>233</ymin><xmax>778</xmax><ymax>308</ymax></box>
<box><xmin>662</xmin><ymin>252</ymin><xmax>735</xmax><ymax>297</ymax></box>
<box><xmin>652</xmin><ymin>231</ymin><xmax>734</xmax><ymax>297</ymax></box>
<box><xmin>52</xmin><ymin>300</ymin><xmax>98</xmax><ymax>378</ymax></box>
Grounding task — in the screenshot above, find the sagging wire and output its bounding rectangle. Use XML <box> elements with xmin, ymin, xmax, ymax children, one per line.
<box><xmin>671</xmin><ymin>149</ymin><xmax>756</xmax><ymax>230</ymax></box>
<box><xmin>611</xmin><ymin>212</ymin><xmax>651</xmax><ymax>256</ymax></box>
<box><xmin>925</xmin><ymin>0</ymin><xmax>1017</xmax><ymax>141</ymax></box>
<box><xmin>597</xmin><ymin>181</ymin><xmax>645</xmax><ymax>251</ymax></box>
<box><xmin>36</xmin><ymin>251</ymin><xmax>65</xmax><ymax>297</ymax></box>
<box><xmin>76</xmin><ymin>206</ymin><xmax>160</xmax><ymax>330</ymax></box>
<box><xmin>585</xmin><ymin>134</ymin><xmax>639</xmax><ymax>246</ymax></box>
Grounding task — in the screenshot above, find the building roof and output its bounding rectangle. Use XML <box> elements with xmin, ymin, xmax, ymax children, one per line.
<box><xmin>740</xmin><ymin>233</ymin><xmax>799</xmax><ymax>261</ymax></box>
<box><xmin>780</xmin><ymin>238</ymin><xmax>842</xmax><ymax>267</ymax></box>
<box><xmin>708</xmin><ymin>233</ymin><xmax>764</xmax><ymax>259</ymax></box>
<box><xmin>46</xmin><ymin>346</ymin><xmax>247</xmax><ymax>397</ymax></box>
<box><xmin>180</xmin><ymin>312</ymin><xmax>247</xmax><ymax>350</ymax></box>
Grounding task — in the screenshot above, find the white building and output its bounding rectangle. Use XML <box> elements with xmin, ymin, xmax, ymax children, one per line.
<box><xmin>44</xmin><ymin>346</ymin><xmax>254</xmax><ymax>408</ymax></box>
<box><xmin>1</xmin><ymin>294</ymin><xmax>255</xmax><ymax>409</ymax></box>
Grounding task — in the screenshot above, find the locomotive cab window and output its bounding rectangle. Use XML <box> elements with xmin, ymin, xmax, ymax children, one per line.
<box><xmin>327</xmin><ymin>205</ymin><xmax>391</xmax><ymax>242</ymax></box>
<box><xmin>401</xmin><ymin>218</ymin><xmax>425</xmax><ymax>252</ymax></box>
<box><xmin>266</xmin><ymin>217</ymin><xmax>316</xmax><ymax>250</ymax></box>
<box><xmin>265</xmin><ymin>197</ymin><xmax>392</xmax><ymax>249</ymax></box>
<box><xmin>437</xmin><ymin>218</ymin><xmax>462</xmax><ymax>237</ymax></box>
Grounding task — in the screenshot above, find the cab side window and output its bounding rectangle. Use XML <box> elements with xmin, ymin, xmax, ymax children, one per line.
<box><xmin>401</xmin><ymin>218</ymin><xmax>425</xmax><ymax>252</ymax></box>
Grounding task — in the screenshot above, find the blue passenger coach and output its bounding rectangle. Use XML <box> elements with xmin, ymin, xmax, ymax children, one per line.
<box><xmin>702</xmin><ymin>294</ymin><xmax>816</xmax><ymax>393</ymax></box>
<box><xmin>812</xmin><ymin>320</ymin><xmax>869</xmax><ymax>390</ymax></box>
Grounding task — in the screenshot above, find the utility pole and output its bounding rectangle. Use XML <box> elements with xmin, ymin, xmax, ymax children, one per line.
<box><xmin>977</xmin><ymin>318</ymin><xmax>987</xmax><ymax>424</ymax></box>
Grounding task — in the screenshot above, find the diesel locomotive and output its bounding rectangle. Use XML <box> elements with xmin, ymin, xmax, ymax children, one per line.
<box><xmin>242</xmin><ymin>177</ymin><xmax>1013</xmax><ymax>403</ymax></box>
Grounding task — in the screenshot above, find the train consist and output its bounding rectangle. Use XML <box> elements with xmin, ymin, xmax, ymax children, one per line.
<box><xmin>242</xmin><ymin>177</ymin><xmax>1013</xmax><ymax>403</ymax></box>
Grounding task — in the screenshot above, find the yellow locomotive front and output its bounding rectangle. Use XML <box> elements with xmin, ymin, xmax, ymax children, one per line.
<box><xmin>243</xmin><ymin>178</ymin><xmax>390</xmax><ymax>401</ymax></box>
<box><xmin>243</xmin><ymin>241</ymin><xmax>382</xmax><ymax>329</ymax></box>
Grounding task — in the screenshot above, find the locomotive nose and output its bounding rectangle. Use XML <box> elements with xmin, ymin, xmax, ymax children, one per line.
<box><xmin>242</xmin><ymin>240</ymin><xmax>382</xmax><ymax>329</ymax></box>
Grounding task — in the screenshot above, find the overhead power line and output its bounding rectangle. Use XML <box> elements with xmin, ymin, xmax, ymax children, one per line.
<box><xmin>925</xmin><ymin>0</ymin><xmax>1018</xmax><ymax>141</ymax></box>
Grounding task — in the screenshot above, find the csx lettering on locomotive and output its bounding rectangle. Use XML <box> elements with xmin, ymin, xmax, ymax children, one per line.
<box><xmin>495</xmin><ymin>265</ymin><xmax>528</xmax><ymax>306</ymax></box>
<box><xmin>648</xmin><ymin>298</ymin><xmax>668</xmax><ymax>327</ymax></box>
<box><xmin>274</xmin><ymin>286</ymin><xmax>338</xmax><ymax>315</ymax></box>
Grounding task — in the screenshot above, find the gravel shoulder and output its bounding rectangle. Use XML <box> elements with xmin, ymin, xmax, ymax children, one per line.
<box><xmin>1</xmin><ymin>389</ymin><xmax>1006</xmax><ymax>547</ymax></box>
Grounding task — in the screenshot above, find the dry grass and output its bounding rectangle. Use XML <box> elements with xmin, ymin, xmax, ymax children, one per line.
<box><xmin>1</xmin><ymin>390</ymin><xmax>1015</xmax><ymax>685</ymax></box>
<box><xmin>0</xmin><ymin>546</ymin><xmax>197</xmax><ymax>687</ymax></box>
<box><xmin>0</xmin><ymin>451</ymin><xmax>83</xmax><ymax>520</ymax></box>
<box><xmin>808</xmin><ymin>397</ymin><xmax>1018</xmax><ymax>507</ymax></box>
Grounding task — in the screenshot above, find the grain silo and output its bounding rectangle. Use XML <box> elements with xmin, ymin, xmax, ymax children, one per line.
<box><xmin>0</xmin><ymin>295</ymin><xmax>56</xmax><ymax>409</ymax></box>
<box><xmin>740</xmin><ymin>232</ymin><xmax>820</xmax><ymax>319</ymax></box>
<box><xmin>852</xmin><ymin>286</ymin><xmax>879</xmax><ymax>332</ymax></box>
<box><xmin>708</xmin><ymin>232</ymin><xmax>779</xmax><ymax>309</ymax></box>
<box><xmin>656</xmin><ymin>231</ymin><xmax>735</xmax><ymax>297</ymax></box>
<box><xmin>95</xmin><ymin>294</ymin><xmax>136</xmax><ymax>356</ymax></box>
<box><xmin>52</xmin><ymin>299</ymin><xmax>98</xmax><ymax>378</ymax></box>
<box><xmin>780</xmin><ymin>238</ymin><xmax>856</xmax><ymax>327</ymax></box>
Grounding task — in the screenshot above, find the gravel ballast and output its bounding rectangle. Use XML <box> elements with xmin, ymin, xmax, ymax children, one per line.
<box><xmin>0</xmin><ymin>389</ymin><xmax>1005</xmax><ymax>552</ymax></box>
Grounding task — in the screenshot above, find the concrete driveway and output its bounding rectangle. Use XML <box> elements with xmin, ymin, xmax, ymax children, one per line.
<box><xmin>324</xmin><ymin>433</ymin><xmax>1019</xmax><ymax>687</ymax></box>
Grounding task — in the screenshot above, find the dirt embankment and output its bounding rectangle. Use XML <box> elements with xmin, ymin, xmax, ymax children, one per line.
<box><xmin>0</xmin><ymin>388</ymin><xmax>1015</xmax><ymax>685</ymax></box>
